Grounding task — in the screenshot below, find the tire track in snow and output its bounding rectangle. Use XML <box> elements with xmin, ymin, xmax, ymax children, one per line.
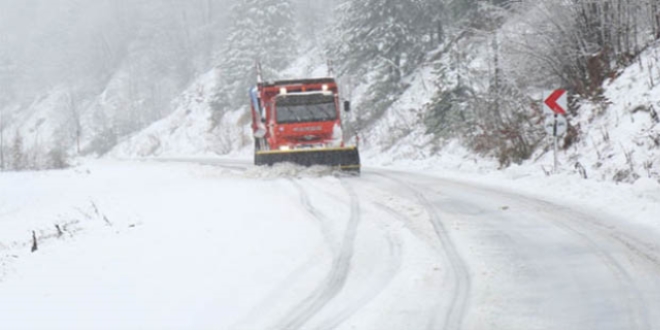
<box><xmin>449</xmin><ymin>181</ymin><xmax>655</xmax><ymax>330</ymax></box>
<box><xmin>273</xmin><ymin>178</ymin><xmax>361</xmax><ymax>329</ymax></box>
<box><xmin>521</xmin><ymin>198</ymin><xmax>654</xmax><ymax>330</ymax></box>
<box><xmin>549</xmin><ymin>217</ymin><xmax>651</xmax><ymax>330</ymax></box>
<box><xmin>374</xmin><ymin>173</ymin><xmax>471</xmax><ymax>330</ymax></box>
<box><xmin>304</xmin><ymin>179</ymin><xmax>404</xmax><ymax>330</ymax></box>
<box><xmin>289</xmin><ymin>179</ymin><xmax>340</xmax><ymax>251</ymax></box>
<box><xmin>411</xmin><ymin>177</ymin><xmax>655</xmax><ymax>330</ymax></box>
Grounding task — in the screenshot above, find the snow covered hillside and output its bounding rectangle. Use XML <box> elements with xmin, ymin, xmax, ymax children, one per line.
<box><xmin>109</xmin><ymin>70</ymin><xmax>252</xmax><ymax>158</ymax></box>
<box><xmin>111</xmin><ymin>38</ymin><xmax>660</xmax><ymax>188</ymax></box>
<box><xmin>565</xmin><ymin>46</ymin><xmax>660</xmax><ymax>183</ymax></box>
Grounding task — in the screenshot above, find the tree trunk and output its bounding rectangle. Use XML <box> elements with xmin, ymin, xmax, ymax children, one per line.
<box><xmin>0</xmin><ymin>108</ymin><xmax>4</xmax><ymax>171</ymax></box>
<box><xmin>655</xmin><ymin>0</ymin><xmax>660</xmax><ymax>39</ymax></box>
<box><xmin>437</xmin><ymin>21</ymin><xmax>445</xmax><ymax>45</ymax></box>
<box><xmin>492</xmin><ymin>31</ymin><xmax>502</xmax><ymax>125</ymax></box>
<box><xmin>31</xmin><ymin>231</ymin><xmax>38</xmax><ymax>252</ymax></box>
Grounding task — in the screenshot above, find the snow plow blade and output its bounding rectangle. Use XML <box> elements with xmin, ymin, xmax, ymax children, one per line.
<box><xmin>255</xmin><ymin>147</ymin><xmax>360</xmax><ymax>173</ymax></box>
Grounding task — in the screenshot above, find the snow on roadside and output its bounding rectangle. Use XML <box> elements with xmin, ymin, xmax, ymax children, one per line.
<box><xmin>377</xmin><ymin>140</ymin><xmax>660</xmax><ymax>238</ymax></box>
<box><xmin>0</xmin><ymin>160</ymin><xmax>325</xmax><ymax>330</ymax></box>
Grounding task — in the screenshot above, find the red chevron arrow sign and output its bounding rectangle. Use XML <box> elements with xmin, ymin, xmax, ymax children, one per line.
<box><xmin>543</xmin><ymin>89</ymin><xmax>567</xmax><ymax>115</ymax></box>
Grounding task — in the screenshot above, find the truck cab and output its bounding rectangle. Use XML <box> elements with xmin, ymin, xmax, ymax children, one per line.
<box><xmin>250</xmin><ymin>78</ymin><xmax>360</xmax><ymax>172</ymax></box>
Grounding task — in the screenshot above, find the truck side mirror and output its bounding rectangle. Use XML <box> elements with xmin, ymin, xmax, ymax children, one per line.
<box><xmin>344</xmin><ymin>100</ymin><xmax>351</xmax><ymax>112</ymax></box>
<box><xmin>261</xmin><ymin>118</ymin><xmax>266</xmax><ymax>124</ymax></box>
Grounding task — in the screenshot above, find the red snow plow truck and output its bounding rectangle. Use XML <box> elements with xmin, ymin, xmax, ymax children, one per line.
<box><xmin>249</xmin><ymin>75</ymin><xmax>360</xmax><ymax>173</ymax></box>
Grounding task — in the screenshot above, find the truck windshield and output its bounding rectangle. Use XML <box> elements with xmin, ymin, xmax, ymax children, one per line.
<box><xmin>275</xmin><ymin>94</ymin><xmax>337</xmax><ymax>124</ymax></box>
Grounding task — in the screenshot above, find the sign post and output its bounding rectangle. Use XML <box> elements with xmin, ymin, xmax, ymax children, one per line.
<box><xmin>543</xmin><ymin>89</ymin><xmax>568</xmax><ymax>173</ymax></box>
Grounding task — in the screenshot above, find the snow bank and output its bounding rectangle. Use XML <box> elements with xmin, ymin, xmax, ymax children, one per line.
<box><xmin>0</xmin><ymin>160</ymin><xmax>323</xmax><ymax>330</ymax></box>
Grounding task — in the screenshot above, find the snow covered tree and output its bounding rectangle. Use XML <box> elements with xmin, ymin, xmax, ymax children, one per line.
<box><xmin>0</xmin><ymin>40</ymin><xmax>15</xmax><ymax>171</ymax></box>
<box><xmin>63</xmin><ymin>87</ymin><xmax>82</xmax><ymax>155</ymax></box>
<box><xmin>333</xmin><ymin>0</ymin><xmax>430</xmax><ymax>82</ymax></box>
<box><xmin>0</xmin><ymin>108</ymin><xmax>5</xmax><ymax>171</ymax></box>
<box><xmin>420</xmin><ymin>0</ymin><xmax>448</xmax><ymax>46</ymax></box>
<box><xmin>213</xmin><ymin>0</ymin><xmax>260</xmax><ymax>113</ymax></box>
<box><xmin>295</xmin><ymin>0</ymin><xmax>335</xmax><ymax>47</ymax></box>
<box><xmin>330</xmin><ymin>0</ymin><xmax>457</xmax><ymax>129</ymax></box>
<box><xmin>501</xmin><ymin>0</ymin><xmax>660</xmax><ymax>97</ymax></box>
<box><xmin>213</xmin><ymin>0</ymin><xmax>298</xmax><ymax>114</ymax></box>
<box><xmin>261</xmin><ymin>0</ymin><xmax>298</xmax><ymax>71</ymax></box>
<box><xmin>10</xmin><ymin>132</ymin><xmax>25</xmax><ymax>171</ymax></box>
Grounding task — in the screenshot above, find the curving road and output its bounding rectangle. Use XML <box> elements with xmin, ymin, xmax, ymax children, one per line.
<box><xmin>206</xmin><ymin>160</ymin><xmax>660</xmax><ymax>330</ymax></box>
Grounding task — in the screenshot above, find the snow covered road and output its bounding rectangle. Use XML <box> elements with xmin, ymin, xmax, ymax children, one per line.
<box><xmin>359</xmin><ymin>169</ymin><xmax>660</xmax><ymax>330</ymax></box>
<box><xmin>1</xmin><ymin>160</ymin><xmax>660</xmax><ymax>330</ymax></box>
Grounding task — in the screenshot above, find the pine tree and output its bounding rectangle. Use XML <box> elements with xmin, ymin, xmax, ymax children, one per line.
<box><xmin>11</xmin><ymin>132</ymin><xmax>25</xmax><ymax>171</ymax></box>
<box><xmin>0</xmin><ymin>107</ymin><xmax>5</xmax><ymax>171</ymax></box>
<box><xmin>260</xmin><ymin>0</ymin><xmax>297</xmax><ymax>72</ymax></box>
<box><xmin>447</xmin><ymin>0</ymin><xmax>478</xmax><ymax>19</ymax></box>
<box><xmin>215</xmin><ymin>0</ymin><xmax>298</xmax><ymax>113</ymax></box>
<box><xmin>333</xmin><ymin>0</ymin><xmax>429</xmax><ymax>83</ymax></box>
<box><xmin>217</xmin><ymin>0</ymin><xmax>260</xmax><ymax>110</ymax></box>
<box><xmin>420</xmin><ymin>0</ymin><xmax>447</xmax><ymax>46</ymax></box>
<box><xmin>295</xmin><ymin>0</ymin><xmax>333</xmax><ymax>47</ymax></box>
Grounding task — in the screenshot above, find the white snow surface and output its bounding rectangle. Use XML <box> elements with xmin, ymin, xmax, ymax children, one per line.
<box><xmin>1</xmin><ymin>161</ymin><xmax>326</xmax><ymax>329</ymax></box>
<box><xmin>566</xmin><ymin>46</ymin><xmax>660</xmax><ymax>183</ymax></box>
<box><xmin>1</xmin><ymin>159</ymin><xmax>659</xmax><ymax>330</ymax></box>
